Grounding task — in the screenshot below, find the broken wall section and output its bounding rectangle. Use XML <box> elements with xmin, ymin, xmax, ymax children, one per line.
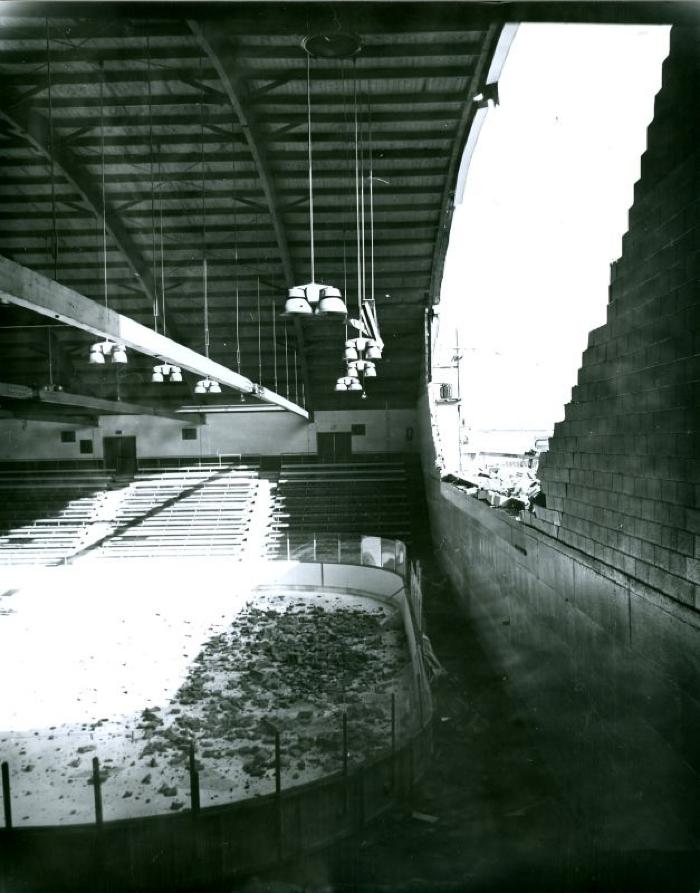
<box><xmin>537</xmin><ymin>26</ymin><xmax>700</xmax><ymax>610</ymax></box>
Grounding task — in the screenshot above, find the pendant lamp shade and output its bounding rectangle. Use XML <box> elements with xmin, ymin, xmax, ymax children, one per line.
<box><xmin>171</xmin><ymin>369</ymin><xmax>183</xmax><ymax>383</ymax></box>
<box><xmin>209</xmin><ymin>381</ymin><xmax>222</xmax><ymax>394</ymax></box>
<box><xmin>111</xmin><ymin>345</ymin><xmax>128</xmax><ymax>364</ymax></box>
<box><xmin>347</xmin><ymin>365</ymin><xmax>359</xmax><ymax>379</ymax></box>
<box><xmin>151</xmin><ymin>370</ymin><xmax>164</xmax><ymax>383</ymax></box>
<box><xmin>335</xmin><ymin>378</ymin><xmax>349</xmax><ymax>391</ymax></box>
<box><xmin>284</xmin><ymin>286</ymin><xmax>313</xmax><ymax>316</ymax></box>
<box><xmin>317</xmin><ymin>286</ymin><xmax>347</xmax><ymax>317</ymax></box>
<box><xmin>89</xmin><ymin>347</ymin><xmax>105</xmax><ymax>365</ymax></box>
<box><xmin>344</xmin><ymin>346</ymin><xmax>359</xmax><ymax>361</ymax></box>
<box><xmin>364</xmin><ymin>364</ymin><xmax>377</xmax><ymax>378</ymax></box>
<box><xmin>348</xmin><ymin>379</ymin><xmax>363</xmax><ymax>391</ymax></box>
<box><xmin>366</xmin><ymin>344</ymin><xmax>382</xmax><ymax>360</ymax></box>
<box><xmin>194</xmin><ymin>380</ymin><xmax>206</xmax><ymax>394</ymax></box>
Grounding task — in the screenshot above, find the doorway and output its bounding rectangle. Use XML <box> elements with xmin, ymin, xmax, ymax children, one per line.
<box><xmin>317</xmin><ymin>432</ymin><xmax>352</xmax><ymax>463</ymax></box>
<box><xmin>103</xmin><ymin>436</ymin><xmax>138</xmax><ymax>476</ymax></box>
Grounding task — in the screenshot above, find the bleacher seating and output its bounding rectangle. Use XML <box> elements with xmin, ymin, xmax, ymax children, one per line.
<box><xmin>0</xmin><ymin>469</ymin><xmax>116</xmax><ymax>565</ymax></box>
<box><xmin>95</xmin><ymin>464</ymin><xmax>262</xmax><ymax>559</ymax></box>
<box><xmin>270</xmin><ymin>457</ymin><xmax>420</xmax><ymax>558</ymax></box>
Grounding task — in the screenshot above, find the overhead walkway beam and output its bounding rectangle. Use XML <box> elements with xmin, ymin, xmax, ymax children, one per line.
<box><xmin>0</xmin><ymin>254</ymin><xmax>309</xmax><ymax>419</ymax></box>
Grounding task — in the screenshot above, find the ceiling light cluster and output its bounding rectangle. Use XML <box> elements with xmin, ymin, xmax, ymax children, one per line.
<box><xmin>151</xmin><ymin>363</ymin><xmax>182</xmax><ymax>383</ymax></box>
<box><xmin>89</xmin><ymin>340</ymin><xmax>127</xmax><ymax>365</ymax></box>
<box><xmin>193</xmin><ymin>377</ymin><xmax>221</xmax><ymax>395</ymax></box>
<box><xmin>284</xmin><ymin>284</ymin><xmax>347</xmax><ymax>317</ymax></box>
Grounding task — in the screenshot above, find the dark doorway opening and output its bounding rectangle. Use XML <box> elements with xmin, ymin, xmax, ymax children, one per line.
<box><xmin>317</xmin><ymin>432</ymin><xmax>352</xmax><ymax>463</ymax></box>
<box><xmin>103</xmin><ymin>436</ymin><xmax>137</xmax><ymax>477</ymax></box>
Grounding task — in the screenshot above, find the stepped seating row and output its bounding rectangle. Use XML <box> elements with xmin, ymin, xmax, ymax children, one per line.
<box><xmin>99</xmin><ymin>466</ymin><xmax>260</xmax><ymax>559</ymax></box>
<box><xmin>0</xmin><ymin>468</ymin><xmax>118</xmax><ymax>563</ymax></box>
<box><xmin>270</xmin><ymin>458</ymin><xmax>415</xmax><ymax>556</ymax></box>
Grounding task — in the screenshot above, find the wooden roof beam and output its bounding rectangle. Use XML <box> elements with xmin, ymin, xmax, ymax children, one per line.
<box><xmin>0</xmin><ymin>254</ymin><xmax>309</xmax><ymax>420</ymax></box>
<box><xmin>0</xmin><ymin>381</ymin><xmax>202</xmax><ymax>425</ymax></box>
<box><xmin>187</xmin><ymin>19</ymin><xmax>317</xmax><ymax>412</ymax></box>
<box><xmin>0</xmin><ymin>91</ymin><xmax>158</xmax><ymax>313</ymax></box>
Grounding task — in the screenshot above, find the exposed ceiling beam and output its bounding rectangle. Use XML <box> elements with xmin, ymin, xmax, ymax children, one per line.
<box><xmin>39</xmin><ymin>390</ymin><xmax>201</xmax><ymax>424</ymax></box>
<box><xmin>187</xmin><ymin>21</ymin><xmax>294</xmax><ymax>286</ymax></box>
<box><xmin>0</xmin><ymin>254</ymin><xmax>309</xmax><ymax>420</ymax></box>
<box><xmin>0</xmin><ymin>93</ymin><xmax>157</xmax><ymax>312</ymax></box>
<box><xmin>188</xmin><ymin>19</ymin><xmax>317</xmax><ymax>412</ymax></box>
<box><xmin>2</xmin><ymin>406</ymin><xmax>98</xmax><ymax>427</ymax></box>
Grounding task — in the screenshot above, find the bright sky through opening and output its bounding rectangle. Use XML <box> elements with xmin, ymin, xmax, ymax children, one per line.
<box><xmin>437</xmin><ymin>24</ymin><xmax>670</xmax><ymax>446</ymax></box>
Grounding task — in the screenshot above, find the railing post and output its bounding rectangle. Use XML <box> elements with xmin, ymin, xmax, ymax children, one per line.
<box><xmin>1</xmin><ymin>761</ymin><xmax>12</xmax><ymax>830</ymax></box>
<box><xmin>189</xmin><ymin>741</ymin><xmax>200</xmax><ymax>815</ymax></box>
<box><xmin>92</xmin><ymin>756</ymin><xmax>103</xmax><ymax>828</ymax></box>
<box><xmin>342</xmin><ymin>711</ymin><xmax>349</xmax><ymax>816</ymax></box>
<box><xmin>416</xmin><ymin>672</ymin><xmax>424</xmax><ymax>730</ymax></box>
<box><xmin>274</xmin><ymin>730</ymin><xmax>283</xmax><ymax>861</ymax></box>
<box><xmin>390</xmin><ymin>692</ymin><xmax>397</xmax><ymax>792</ymax></box>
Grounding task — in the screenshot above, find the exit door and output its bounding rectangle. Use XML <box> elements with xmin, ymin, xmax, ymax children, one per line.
<box><xmin>317</xmin><ymin>432</ymin><xmax>352</xmax><ymax>462</ymax></box>
<box><xmin>103</xmin><ymin>436</ymin><xmax>138</xmax><ymax>476</ymax></box>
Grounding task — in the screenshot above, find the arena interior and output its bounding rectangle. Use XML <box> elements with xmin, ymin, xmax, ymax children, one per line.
<box><xmin>0</xmin><ymin>3</ymin><xmax>699</xmax><ymax>892</ymax></box>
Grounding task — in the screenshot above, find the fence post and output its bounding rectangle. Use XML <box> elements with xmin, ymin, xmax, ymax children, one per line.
<box><xmin>1</xmin><ymin>761</ymin><xmax>12</xmax><ymax>830</ymax></box>
<box><xmin>416</xmin><ymin>672</ymin><xmax>424</xmax><ymax>730</ymax></box>
<box><xmin>189</xmin><ymin>742</ymin><xmax>200</xmax><ymax>815</ymax></box>
<box><xmin>92</xmin><ymin>756</ymin><xmax>103</xmax><ymax>828</ymax></box>
<box><xmin>338</xmin><ymin>711</ymin><xmax>348</xmax><ymax>817</ymax></box>
<box><xmin>390</xmin><ymin>693</ymin><xmax>396</xmax><ymax>792</ymax></box>
<box><xmin>274</xmin><ymin>731</ymin><xmax>283</xmax><ymax>862</ymax></box>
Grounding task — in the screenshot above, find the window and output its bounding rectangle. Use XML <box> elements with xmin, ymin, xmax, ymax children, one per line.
<box><xmin>182</xmin><ymin>427</ymin><xmax>197</xmax><ymax>441</ymax></box>
<box><xmin>351</xmin><ymin>424</ymin><xmax>366</xmax><ymax>436</ymax></box>
<box><xmin>60</xmin><ymin>430</ymin><xmax>76</xmax><ymax>443</ymax></box>
<box><xmin>79</xmin><ymin>439</ymin><xmax>93</xmax><ymax>454</ymax></box>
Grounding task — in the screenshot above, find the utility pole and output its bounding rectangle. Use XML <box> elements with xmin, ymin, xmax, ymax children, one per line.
<box><xmin>453</xmin><ymin>328</ymin><xmax>463</xmax><ymax>471</ymax></box>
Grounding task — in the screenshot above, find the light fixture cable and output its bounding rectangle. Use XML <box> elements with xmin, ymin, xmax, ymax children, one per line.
<box><xmin>307</xmin><ymin>52</ymin><xmax>315</xmax><ymax>284</ymax></box>
<box><xmin>147</xmin><ymin>36</ymin><xmax>159</xmax><ymax>333</ymax></box>
<box><xmin>99</xmin><ymin>65</ymin><xmax>108</xmax><ymax>310</ymax></box>
<box><xmin>45</xmin><ymin>19</ymin><xmax>58</xmax><ymax>281</ymax></box>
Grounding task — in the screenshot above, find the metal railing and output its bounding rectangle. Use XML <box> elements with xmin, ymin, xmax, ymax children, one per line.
<box><xmin>277</xmin><ymin>533</ymin><xmax>408</xmax><ymax>579</ymax></box>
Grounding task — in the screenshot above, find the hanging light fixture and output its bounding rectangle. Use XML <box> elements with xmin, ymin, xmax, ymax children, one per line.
<box><xmin>194</xmin><ymin>377</ymin><xmax>221</xmax><ymax>395</ymax></box>
<box><xmin>365</xmin><ymin>340</ymin><xmax>382</xmax><ymax>360</ymax></box>
<box><xmin>88</xmin><ymin>65</ymin><xmax>128</xmax><ymax>367</ymax></box>
<box><xmin>89</xmin><ymin>340</ymin><xmax>126</xmax><ymax>364</ymax></box>
<box><xmin>317</xmin><ymin>285</ymin><xmax>347</xmax><ymax>317</ymax></box>
<box><xmin>89</xmin><ymin>344</ymin><xmax>106</xmax><ymax>365</ymax></box>
<box><xmin>284</xmin><ymin>46</ymin><xmax>346</xmax><ymax>318</ymax></box>
<box><xmin>152</xmin><ymin>362</ymin><xmax>181</xmax><ymax>383</ymax></box>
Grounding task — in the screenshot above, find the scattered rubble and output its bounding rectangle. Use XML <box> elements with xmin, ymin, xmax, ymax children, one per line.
<box><xmin>443</xmin><ymin>460</ymin><xmax>544</xmax><ymax>515</ymax></box>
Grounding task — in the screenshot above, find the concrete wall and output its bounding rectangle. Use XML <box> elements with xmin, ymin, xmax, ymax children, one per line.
<box><xmin>538</xmin><ymin>26</ymin><xmax>700</xmax><ymax>611</ymax></box>
<box><xmin>419</xmin><ymin>386</ymin><xmax>700</xmax><ymax>859</ymax></box>
<box><xmin>0</xmin><ymin>408</ymin><xmax>417</xmax><ymax>462</ymax></box>
<box><xmin>417</xmin><ymin>26</ymin><xmax>700</xmax><ymax>862</ymax></box>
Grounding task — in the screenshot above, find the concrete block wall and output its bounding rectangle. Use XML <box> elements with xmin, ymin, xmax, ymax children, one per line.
<box><xmin>418</xmin><ymin>388</ymin><xmax>700</xmax><ymax>860</ymax></box>
<box><xmin>538</xmin><ymin>27</ymin><xmax>700</xmax><ymax>611</ymax></box>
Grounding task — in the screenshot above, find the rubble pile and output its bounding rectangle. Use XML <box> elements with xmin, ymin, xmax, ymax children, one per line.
<box><xmin>143</xmin><ymin>599</ymin><xmax>408</xmax><ymax>788</ymax></box>
<box><xmin>1</xmin><ymin>586</ymin><xmax>412</xmax><ymax>826</ymax></box>
<box><xmin>443</xmin><ymin>461</ymin><xmax>543</xmax><ymax>514</ymax></box>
